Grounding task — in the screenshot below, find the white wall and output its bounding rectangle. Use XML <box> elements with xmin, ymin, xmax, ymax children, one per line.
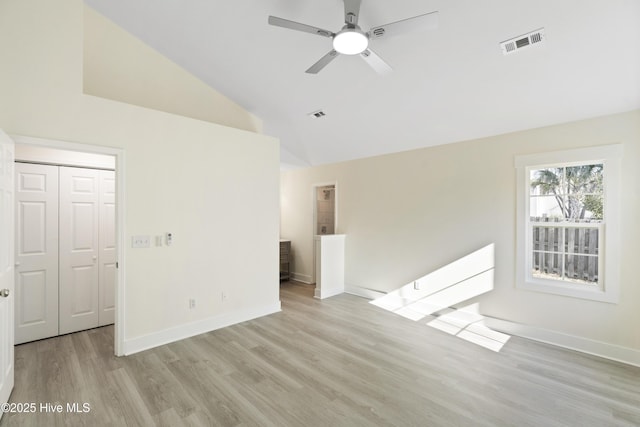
<box><xmin>0</xmin><ymin>0</ymin><xmax>280</xmax><ymax>352</ymax></box>
<box><xmin>281</xmin><ymin>110</ymin><xmax>640</xmax><ymax>356</ymax></box>
<box><xmin>83</xmin><ymin>6</ymin><xmax>262</xmax><ymax>134</ymax></box>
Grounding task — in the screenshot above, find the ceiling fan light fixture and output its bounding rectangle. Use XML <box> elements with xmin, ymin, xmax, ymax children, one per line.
<box><xmin>332</xmin><ymin>29</ymin><xmax>368</xmax><ymax>55</ymax></box>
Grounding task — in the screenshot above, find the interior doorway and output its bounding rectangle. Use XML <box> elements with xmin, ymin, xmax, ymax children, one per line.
<box><xmin>311</xmin><ymin>182</ymin><xmax>337</xmax><ymax>284</ymax></box>
<box><xmin>14</xmin><ymin>161</ymin><xmax>115</xmax><ymax>344</ymax></box>
<box><xmin>314</xmin><ymin>184</ymin><xmax>336</xmax><ymax>235</ymax></box>
<box><xmin>12</xmin><ymin>135</ymin><xmax>125</xmax><ymax>356</ymax></box>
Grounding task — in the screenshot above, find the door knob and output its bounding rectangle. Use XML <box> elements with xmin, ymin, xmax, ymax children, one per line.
<box><xmin>92</xmin><ymin>256</ymin><xmax>97</xmax><ymax>262</ymax></box>
<box><xmin>15</xmin><ymin>262</ymin><xmax>20</xmax><ymax>267</ymax></box>
<box><xmin>0</xmin><ymin>289</ymin><xmax>9</xmax><ymax>298</ymax></box>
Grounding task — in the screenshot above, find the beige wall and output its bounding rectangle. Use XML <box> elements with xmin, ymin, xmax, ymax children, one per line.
<box><xmin>83</xmin><ymin>6</ymin><xmax>262</xmax><ymax>134</ymax></box>
<box><xmin>281</xmin><ymin>110</ymin><xmax>640</xmax><ymax>352</ymax></box>
<box><xmin>0</xmin><ymin>0</ymin><xmax>280</xmax><ymax>348</ymax></box>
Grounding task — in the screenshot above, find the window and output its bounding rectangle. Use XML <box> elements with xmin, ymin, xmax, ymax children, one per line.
<box><xmin>515</xmin><ymin>145</ymin><xmax>622</xmax><ymax>303</ymax></box>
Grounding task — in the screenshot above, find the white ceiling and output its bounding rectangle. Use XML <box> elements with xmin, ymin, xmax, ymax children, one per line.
<box><xmin>84</xmin><ymin>0</ymin><xmax>640</xmax><ymax>168</ymax></box>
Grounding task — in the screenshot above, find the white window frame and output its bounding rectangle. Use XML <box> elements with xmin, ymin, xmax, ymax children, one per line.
<box><xmin>515</xmin><ymin>144</ymin><xmax>622</xmax><ymax>303</ymax></box>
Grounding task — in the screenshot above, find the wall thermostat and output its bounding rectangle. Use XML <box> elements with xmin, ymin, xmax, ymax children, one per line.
<box><xmin>166</xmin><ymin>232</ymin><xmax>173</xmax><ymax>246</ymax></box>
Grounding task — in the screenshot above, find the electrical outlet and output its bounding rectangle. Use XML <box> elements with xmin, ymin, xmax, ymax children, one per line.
<box><xmin>131</xmin><ymin>235</ymin><xmax>151</xmax><ymax>248</ymax></box>
<box><xmin>189</xmin><ymin>298</ymin><xmax>196</xmax><ymax>309</ymax></box>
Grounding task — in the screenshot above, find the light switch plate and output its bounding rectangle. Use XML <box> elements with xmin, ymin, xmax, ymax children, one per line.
<box><xmin>132</xmin><ymin>235</ymin><xmax>151</xmax><ymax>248</ymax></box>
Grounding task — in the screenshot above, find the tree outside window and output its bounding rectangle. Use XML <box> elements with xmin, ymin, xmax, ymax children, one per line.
<box><xmin>528</xmin><ymin>163</ymin><xmax>603</xmax><ymax>286</ymax></box>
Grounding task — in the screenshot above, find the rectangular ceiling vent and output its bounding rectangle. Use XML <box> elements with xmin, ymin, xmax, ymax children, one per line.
<box><xmin>372</xmin><ymin>28</ymin><xmax>385</xmax><ymax>38</ymax></box>
<box><xmin>500</xmin><ymin>28</ymin><xmax>545</xmax><ymax>56</ymax></box>
<box><xmin>308</xmin><ymin>109</ymin><xmax>326</xmax><ymax>119</ymax></box>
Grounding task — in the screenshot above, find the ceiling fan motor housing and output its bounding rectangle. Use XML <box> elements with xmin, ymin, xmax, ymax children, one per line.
<box><xmin>333</xmin><ymin>25</ymin><xmax>369</xmax><ymax>55</ymax></box>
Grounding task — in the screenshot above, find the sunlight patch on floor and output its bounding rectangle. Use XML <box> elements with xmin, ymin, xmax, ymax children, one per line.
<box><xmin>427</xmin><ymin>308</ymin><xmax>510</xmax><ymax>352</ymax></box>
<box><xmin>369</xmin><ymin>244</ymin><xmax>511</xmax><ymax>352</ymax></box>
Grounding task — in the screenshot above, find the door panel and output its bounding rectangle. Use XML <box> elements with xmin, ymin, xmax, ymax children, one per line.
<box><xmin>59</xmin><ymin>167</ymin><xmax>100</xmax><ymax>335</ymax></box>
<box><xmin>17</xmin><ymin>270</ymin><xmax>47</xmax><ymax>324</ymax></box>
<box><xmin>20</xmin><ymin>202</ymin><xmax>46</xmax><ymax>253</ymax></box>
<box><xmin>14</xmin><ymin>163</ymin><xmax>59</xmax><ymax>344</ymax></box>
<box><xmin>71</xmin><ymin>203</ymin><xmax>95</xmax><ymax>249</ymax></box>
<box><xmin>70</xmin><ymin>265</ymin><xmax>94</xmax><ymax>314</ymax></box>
<box><xmin>0</xmin><ymin>130</ymin><xmax>15</xmax><ymax>417</ymax></box>
<box><xmin>99</xmin><ymin>170</ymin><xmax>116</xmax><ymax>326</ymax></box>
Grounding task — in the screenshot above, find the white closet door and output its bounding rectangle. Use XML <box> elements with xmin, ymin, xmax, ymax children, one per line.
<box><xmin>59</xmin><ymin>167</ymin><xmax>100</xmax><ymax>335</ymax></box>
<box><xmin>14</xmin><ymin>163</ymin><xmax>59</xmax><ymax>344</ymax></box>
<box><xmin>99</xmin><ymin>170</ymin><xmax>116</xmax><ymax>326</ymax></box>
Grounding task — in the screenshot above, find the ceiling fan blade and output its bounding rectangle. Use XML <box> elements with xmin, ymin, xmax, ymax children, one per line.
<box><xmin>343</xmin><ymin>0</ymin><xmax>362</xmax><ymax>25</ymax></box>
<box><xmin>360</xmin><ymin>48</ymin><xmax>392</xmax><ymax>75</ymax></box>
<box><xmin>268</xmin><ymin>16</ymin><xmax>334</xmax><ymax>38</ymax></box>
<box><xmin>368</xmin><ymin>11</ymin><xmax>438</xmax><ymax>40</ymax></box>
<box><xmin>306</xmin><ymin>50</ymin><xmax>340</xmax><ymax>74</ymax></box>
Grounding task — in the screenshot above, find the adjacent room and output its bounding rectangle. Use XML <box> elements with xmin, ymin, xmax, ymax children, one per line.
<box><xmin>0</xmin><ymin>0</ymin><xmax>639</xmax><ymax>425</ymax></box>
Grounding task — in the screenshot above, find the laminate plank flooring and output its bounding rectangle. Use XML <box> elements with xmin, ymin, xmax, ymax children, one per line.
<box><xmin>2</xmin><ymin>281</ymin><xmax>639</xmax><ymax>426</ymax></box>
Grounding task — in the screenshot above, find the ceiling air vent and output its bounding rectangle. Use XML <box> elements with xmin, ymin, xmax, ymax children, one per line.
<box><xmin>372</xmin><ymin>27</ymin><xmax>385</xmax><ymax>38</ymax></box>
<box><xmin>500</xmin><ymin>28</ymin><xmax>545</xmax><ymax>56</ymax></box>
<box><xmin>308</xmin><ymin>109</ymin><xmax>326</xmax><ymax>119</ymax></box>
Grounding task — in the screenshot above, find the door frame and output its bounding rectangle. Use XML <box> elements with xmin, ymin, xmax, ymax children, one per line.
<box><xmin>311</xmin><ymin>181</ymin><xmax>337</xmax><ymax>284</ymax></box>
<box><xmin>12</xmin><ymin>135</ymin><xmax>126</xmax><ymax>356</ymax></box>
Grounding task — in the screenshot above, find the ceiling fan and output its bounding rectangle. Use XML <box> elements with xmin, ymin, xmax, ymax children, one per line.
<box><xmin>268</xmin><ymin>0</ymin><xmax>438</xmax><ymax>75</ymax></box>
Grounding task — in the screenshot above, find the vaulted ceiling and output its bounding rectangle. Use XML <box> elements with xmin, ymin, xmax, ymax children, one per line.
<box><xmin>84</xmin><ymin>0</ymin><xmax>640</xmax><ymax>168</ymax></box>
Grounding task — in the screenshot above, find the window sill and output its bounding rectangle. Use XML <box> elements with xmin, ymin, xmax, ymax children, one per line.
<box><xmin>518</xmin><ymin>278</ymin><xmax>618</xmax><ymax>303</ymax></box>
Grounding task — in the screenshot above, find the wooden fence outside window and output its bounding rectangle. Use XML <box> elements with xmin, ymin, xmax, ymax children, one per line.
<box><xmin>531</xmin><ymin>217</ymin><xmax>599</xmax><ymax>284</ymax></box>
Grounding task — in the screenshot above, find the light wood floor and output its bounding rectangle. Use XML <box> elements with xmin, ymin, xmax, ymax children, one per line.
<box><xmin>2</xmin><ymin>281</ymin><xmax>639</xmax><ymax>426</ymax></box>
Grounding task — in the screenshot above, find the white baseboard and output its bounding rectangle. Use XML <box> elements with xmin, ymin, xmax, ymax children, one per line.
<box><xmin>314</xmin><ymin>287</ymin><xmax>344</xmax><ymax>300</ymax></box>
<box><xmin>344</xmin><ymin>285</ymin><xmax>387</xmax><ymax>300</ymax></box>
<box><xmin>290</xmin><ymin>272</ymin><xmax>312</xmax><ymax>284</ymax></box>
<box><xmin>122</xmin><ymin>302</ymin><xmax>281</xmax><ymax>355</ymax></box>
<box><xmin>484</xmin><ymin>317</ymin><xmax>640</xmax><ymax>368</ymax></box>
<box><xmin>344</xmin><ymin>285</ymin><xmax>640</xmax><ymax>367</ymax></box>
